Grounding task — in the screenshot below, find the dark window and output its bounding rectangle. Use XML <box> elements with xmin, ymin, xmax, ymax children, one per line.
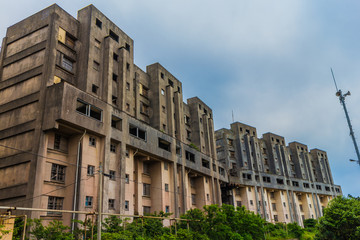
<box><xmin>292</xmin><ymin>181</ymin><xmax>299</xmax><ymax>187</ymax></box>
<box><xmin>89</xmin><ymin>136</ymin><xmax>96</xmax><ymax>146</ymax></box>
<box><xmin>303</xmin><ymin>183</ymin><xmax>310</xmax><ymax>188</ymax></box>
<box><xmin>76</xmin><ymin>100</ymin><xmax>102</xmax><ymax>121</ymax></box>
<box><xmin>276</xmin><ymin>178</ymin><xmax>284</xmax><ymax>184</ymax></box>
<box><xmin>213</xmin><ymin>164</ymin><xmax>217</xmax><ymax>172</ymax></box>
<box><xmin>111</xmin><ymin>116</ymin><xmax>122</xmax><ymax>130</ymax></box>
<box><xmin>160</xmin><ymin>72</ymin><xmax>164</xmax><ymax>79</ymax></box>
<box><xmin>113</xmin><ymin>53</ymin><xmax>118</xmax><ymax>61</ymax></box>
<box><xmin>165</xmin><ymin>206</ymin><xmax>170</xmax><ymax>213</ymax></box>
<box><xmin>129</xmin><ymin>124</ymin><xmax>146</xmax><ymax>141</ymax></box>
<box><xmin>112</xmin><ymin>95</ymin><xmax>117</xmax><ymax>105</ymax></box>
<box><xmin>185</xmin><ymin>151</ymin><xmax>195</xmax><ymax>162</ymax></box>
<box><xmin>126</xmin><ymin>62</ymin><xmax>130</xmax><ymax>70</ymax></box>
<box><xmin>112</xmin><ymin>73</ymin><xmax>118</xmax><ymax>82</ymax></box>
<box><xmin>165</xmin><ymin>183</ymin><xmax>169</xmax><ymax>192</ymax></box>
<box><xmin>125</xmin><ymin>201</ymin><xmax>129</xmax><ymax>211</ymax></box>
<box><xmin>274</xmin><ymin>215</ymin><xmax>278</xmax><ymax>222</ymax></box>
<box><xmin>51</xmin><ymin>164</ymin><xmax>66</xmax><ymax>182</ymax></box>
<box><xmin>92</xmin><ymin>84</ymin><xmax>99</xmax><ymax>94</ymax></box>
<box><xmin>47</xmin><ymin>196</ymin><xmax>63</xmax><ymax>215</ymax></box>
<box><xmin>202</xmin><ymin>159</ymin><xmax>210</xmax><ymax>168</ymax></box>
<box><xmin>143</xmin><ymin>183</ymin><xmax>150</xmax><ymax>196</ymax></box>
<box><xmin>125</xmin><ymin>43</ymin><xmax>130</xmax><ymax>51</ymax></box>
<box><xmin>109</xmin><ymin>170</ymin><xmax>115</xmax><ymax>180</ymax></box>
<box><xmin>110</xmin><ymin>144</ymin><xmax>116</xmax><ymax>153</ymax></box>
<box><xmin>96</xmin><ymin>18</ymin><xmax>102</xmax><ymax>29</ymax></box>
<box><xmin>54</xmin><ymin>134</ymin><xmax>61</xmax><ymax>150</ymax></box>
<box><xmin>85</xmin><ymin>196</ymin><xmax>93</xmax><ymax>207</ymax></box>
<box><xmin>125</xmin><ymin>174</ymin><xmax>129</xmax><ymax>184</ymax></box>
<box><xmin>263</xmin><ymin>176</ymin><xmax>271</xmax><ymax>183</ymax></box>
<box><xmin>168</xmin><ymin>79</ymin><xmax>174</xmax><ymax>87</ymax></box>
<box><xmin>87</xmin><ymin>165</ymin><xmax>95</xmax><ymax>176</ymax></box>
<box><xmin>109</xmin><ymin>199</ymin><xmax>115</xmax><ymax>209</ymax></box>
<box><xmin>159</xmin><ymin>138</ymin><xmax>171</xmax><ymax>152</ymax></box>
<box><xmin>109</xmin><ymin>30</ymin><xmax>119</xmax><ymax>42</ymax></box>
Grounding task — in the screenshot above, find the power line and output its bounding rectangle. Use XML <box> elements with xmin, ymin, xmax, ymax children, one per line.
<box><xmin>9</xmin><ymin>173</ymin><xmax>98</xmax><ymax>206</ymax></box>
<box><xmin>0</xmin><ymin>143</ymin><xmax>89</xmax><ymax>170</ymax></box>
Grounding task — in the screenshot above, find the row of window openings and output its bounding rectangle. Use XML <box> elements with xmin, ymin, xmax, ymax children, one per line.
<box><xmin>48</xmin><ymin>196</ymin><xmax>168</xmax><ymax>214</ymax></box>
<box><xmin>95</xmin><ymin>18</ymin><xmax>130</xmax><ymax>51</ymax></box>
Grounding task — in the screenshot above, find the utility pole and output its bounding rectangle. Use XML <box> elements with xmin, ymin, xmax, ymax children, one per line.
<box><xmin>331</xmin><ymin>68</ymin><xmax>360</xmax><ymax>165</ymax></box>
<box><xmin>97</xmin><ymin>162</ymin><xmax>103</xmax><ymax>240</ymax></box>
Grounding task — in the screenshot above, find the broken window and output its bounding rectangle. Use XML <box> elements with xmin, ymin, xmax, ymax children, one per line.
<box><xmin>158</xmin><ymin>138</ymin><xmax>171</xmax><ymax>152</ymax></box>
<box><xmin>85</xmin><ymin>196</ymin><xmax>93</xmax><ymax>207</ymax></box>
<box><xmin>185</xmin><ymin>151</ymin><xmax>195</xmax><ymax>162</ymax></box>
<box><xmin>76</xmin><ymin>99</ymin><xmax>102</xmax><ymax>121</ymax></box>
<box><xmin>47</xmin><ymin>196</ymin><xmax>63</xmax><ymax>215</ymax></box>
<box><xmin>62</xmin><ymin>55</ymin><xmax>73</xmax><ymax>72</ymax></box>
<box><xmin>109</xmin><ymin>199</ymin><xmax>115</xmax><ymax>209</ymax></box>
<box><xmin>50</xmin><ymin>164</ymin><xmax>66</xmax><ymax>182</ymax></box>
<box><xmin>111</xmin><ymin>115</ymin><xmax>122</xmax><ymax>130</ymax></box>
<box><xmin>140</xmin><ymin>102</ymin><xmax>149</xmax><ymax>115</ymax></box>
<box><xmin>129</xmin><ymin>124</ymin><xmax>146</xmax><ymax>141</ymax></box>
<box><xmin>139</xmin><ymin>84</ymin><xmax>149</xmax><ymax>98</ymax></box>
<box><xmin>202</xmin><ymin>159</ymin><xmax>210</xmax><ymax>168</ymax></box>
<box><xmin>109</xmin><ymin>30</ymin><xmax>119</xmax><ymax>42</ymax></box>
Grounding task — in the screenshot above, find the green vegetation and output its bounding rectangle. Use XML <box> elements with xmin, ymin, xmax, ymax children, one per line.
<box><xmin>6</xmin><ymin>197</ymin><xmax>360</xmax><ymax>239</ymax></box>
<box><xmin>315</xmin><ymin>195</ymin><xmax>360</xmax><ymax>240</ymax></box>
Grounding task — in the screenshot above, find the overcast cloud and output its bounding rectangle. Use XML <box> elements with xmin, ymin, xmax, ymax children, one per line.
<box><xmin>1</xmin><ymin>0</ymin><xmax>360</xmax><ymax>196</ymax></box>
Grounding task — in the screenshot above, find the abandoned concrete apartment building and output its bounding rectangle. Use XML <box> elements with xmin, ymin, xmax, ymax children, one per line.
<box><xmin>0</xmin><ymin>4</ymin><xmax>341</xmax><ymax>227</ymax></box>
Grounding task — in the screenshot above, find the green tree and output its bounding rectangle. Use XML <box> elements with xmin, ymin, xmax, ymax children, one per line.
<box><xmin>316</xmin><ymin>195</ymin><xmax>360</xmax><ymax>240</ymax></box>
<box><xmin>29</xmin><ymin>219</ymin><xmax>74</xmax><ymax>240</ymax></box>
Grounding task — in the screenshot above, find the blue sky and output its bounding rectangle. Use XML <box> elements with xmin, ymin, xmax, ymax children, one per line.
<box><xmin>1</xmin><ymin>0</ymin><xmax>360</xmax><ymax>196</ymax></box>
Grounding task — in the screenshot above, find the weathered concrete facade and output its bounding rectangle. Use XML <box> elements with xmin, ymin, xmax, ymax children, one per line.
<box><xmin>0</xmin><ymin>4</ymin><xmax>341</xmax><ymax>228</ymax></box>
<box><xmin>216</xmin><ymin>122</ymin><xmax>342</xmax><ymax>226</ymax></box>
<box><xmin>0</xmin><ymin>4</ymin><xmax>226</xmax><ymax>226</ymax></box>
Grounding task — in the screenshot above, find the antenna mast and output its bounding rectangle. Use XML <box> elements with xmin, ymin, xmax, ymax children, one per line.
<box><xmin>331</xmin><ymin>68</ymin><xmax>360</xmax><ymax>165</ymax></box>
